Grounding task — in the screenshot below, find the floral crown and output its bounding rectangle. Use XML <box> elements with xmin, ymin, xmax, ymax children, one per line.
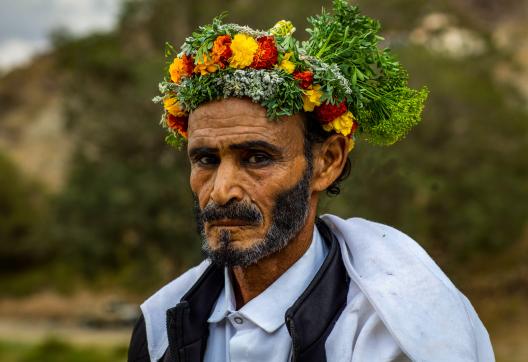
<box><xmin>154</xmin><ymin>0</ymin><xmax>428</xmax><ymax>152</ymax></box>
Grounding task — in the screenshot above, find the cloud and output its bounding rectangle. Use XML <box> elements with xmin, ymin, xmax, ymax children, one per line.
<box><xmin>46</xmin><ymin>0</ymin><xmax>120</xmax><ymax>35</ymax></box>
<box><xmin>0</xmin><ymin>0</ymin><xmax>121</xmax><ymax>72</ymax></box>
<box><xmin>0</xmin><ymin>38</ymin><xmax>48</xmax><ymax>70</ymax></box>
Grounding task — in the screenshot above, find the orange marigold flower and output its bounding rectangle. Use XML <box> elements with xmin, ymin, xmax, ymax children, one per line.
<box><xmin>194</xmin><ymin>53</ymin><xmax>219</xmax><ymax>75</ymax></box>
<box><xmin>293</xmin><ymin>70</ymin><xmax>314</xmax><ymax>89</ymax></box>
<box><xmin>251</xmin><ymin>36</ymin><xmax>278</xmax><ymax>69</ymax></box>
<box><xmin>166</xmin><ymin>113</ymin><xmax>188</xmax><ymax>139</ymax></box>
<box><xmin>212</xmin><ymin>35</ymin><xmax>232</xmax><ymax>68</ymax></box>
<box><xmin>315</xmin><ymin>101</ymin><xmax>347</xmax><ymax>123</ymax></box>
<box><xmin>169</xmin><ymin>54</ymin><xmax>194</xmax><ymax>83</ymax></box>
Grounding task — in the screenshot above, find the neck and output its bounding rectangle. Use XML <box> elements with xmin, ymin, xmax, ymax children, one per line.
<box><xmin>230</xmin><ymin>199</ymin><xmax>318</xmax><ymax>309</ymax></box>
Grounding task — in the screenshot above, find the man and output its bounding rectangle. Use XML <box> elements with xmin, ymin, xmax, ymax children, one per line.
<box><xmin>129</xmin><ymin>1</ymin><xmax>494</xmax><ymax>361</ymax></box>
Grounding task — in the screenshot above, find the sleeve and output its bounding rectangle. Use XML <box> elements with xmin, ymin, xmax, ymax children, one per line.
<box><xmin>458</xmin><ymin>293</ymin><xmax>495</xmax><ymax>361</ymax></box>
<box><xmin>128</xmin><ymin>313</ymin><xmax>152</xmax><ymax>362</ymax></box>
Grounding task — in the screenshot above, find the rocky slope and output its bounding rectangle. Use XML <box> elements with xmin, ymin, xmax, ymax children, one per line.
<box><xmin>0</xmin><ymin>55</ymin><xmax>71</xmax><ymax>192</ymax></box>
<box><xmin>1</xmin><ymin>1</ymin><xmax>527</xmax><ymax>191</ymax></box>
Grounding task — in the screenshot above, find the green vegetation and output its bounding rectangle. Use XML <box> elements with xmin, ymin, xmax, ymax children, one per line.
<box><xmin>0</xmin><ymin>0</ymin><xmax>526</xmax><ymax>298</ymax></box>
<box><xmin>323</xmin><ymin>45</ymin><xmax>528</xmax><ymax>267</ymax></box>
<box><xmin>0</xmin><ymin>155</ymin><xmax>53</xmax><ymax>276</ymax></box>
<box><xmin>0</xmin><ymin>339</ymin><xmax>126</xmax><ymax>362</ymax></box>
<box><xmin>305</xmin><ymin>0</ymin><xmax>428</xmax><ymax>145</ymax></box>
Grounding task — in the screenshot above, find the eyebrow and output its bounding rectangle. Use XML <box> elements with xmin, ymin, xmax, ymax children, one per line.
<box><xmin>188</xmin><ymin>140</ymin><xmax>282</xmax><ymax>159</ymax></box>
<box><xmin>228</xmin><ymin>140</ymin><xmax>282</xmax><ymax>154</ymax></box>
<box><xmin>188</xmin><ymin>147</ymin><xmax>218</xmax><ymax>159</ymax></box>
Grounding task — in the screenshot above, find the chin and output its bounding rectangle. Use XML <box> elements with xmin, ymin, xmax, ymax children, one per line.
<box><xmin>206</xmin><ymin>226</ymin><xmax>265</xmax><ymax>249</ymax></box>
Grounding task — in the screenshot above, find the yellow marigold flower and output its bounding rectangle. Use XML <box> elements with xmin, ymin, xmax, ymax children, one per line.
<box><xmin>163</xmin><ymin>97</ymin><xmax>186</xmax><ymax>117</ymax></box>
<box><xmin>347</xmin><ymin>137</ymin><xmax>355</xmax><ymax>152</ymax></box>
<box><xmin>322</xmin><ymin>123</ymin><xmax>333</xmax><ymax>132</ymax></box>
<box><xmin>302</xmin><ymin>85</ymin><xmax>323</xmax><ymax>112</ymax></box>
<box><xmin>229</xmin><ymin>34</ymin><xmax>258</xmax><ymax>69</ymax></box>
<box><xmin>194</xmin><ymin>54</ymin><xmax>219</xmax><ymax>75</ymax></box>
<box><xmin>278</xmin><ymin>52</ymin><xmax>296</xmax><ymax>74</ymax></box>
<box><xmin>270</xmin><ymin>20</ymin><xmax>296</xmax><ymax>36</ymax></box>
<box><xmin>322</xmin><ymin>111</ymin><xmax>355</xmax><ymax>136</ymax></box>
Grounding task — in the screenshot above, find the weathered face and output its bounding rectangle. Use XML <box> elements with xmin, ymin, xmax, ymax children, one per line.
<box><xmin>188</xmin><ymin>98</ymin><xmax>312</xmax><ymax>266</ymax></box>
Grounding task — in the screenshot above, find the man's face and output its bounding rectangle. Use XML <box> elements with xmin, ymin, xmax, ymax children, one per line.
<box><xmin>187</xmin><ymin>98</ymin><xmax>312</xmax><ymax>266</ymax></box>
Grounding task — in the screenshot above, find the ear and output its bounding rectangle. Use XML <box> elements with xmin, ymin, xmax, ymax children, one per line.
<box><xmin>311</xmin><ymin>134</ymin><xmax>349</xmax><ymax>193</ymax></box>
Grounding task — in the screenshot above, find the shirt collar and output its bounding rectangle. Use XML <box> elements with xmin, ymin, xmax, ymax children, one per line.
<box><xmin>206</xmin><ymin>268</ymin><xmax>237</xmax><ymax>323</ymax></box>
<box><xmin>207</xmin><ymin>225</ymin><xmax>328</xmax><ymax>333</ymax></box>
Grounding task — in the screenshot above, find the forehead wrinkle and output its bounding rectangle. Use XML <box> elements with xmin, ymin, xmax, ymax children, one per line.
<box><xmin>188</xmin><ymin>128</ymin><xmax>302</xmax><ymax>157</ymax></box>
<box><xmin>190</xmin><ymin>100</ymin><xmax>268</xmax><ymax>118</ymax></box>
<box><xmin>188</xmin><ymin>115</ymin><xmax>280</xmax><ymax>134</ymax></box>
<box><xmin>190</xmin><ymin>111</ymin><xmax>270</xmax><ymax>121</ymax></box>
<box><xmin>188</xmin><ymin>101</ymin><xmax>305</xmax><ymax>154</ymax></box>
<box><xmin>189</xmin><ymin>131</ymin><xmax>282</xmax><ymax>150</ymax></box>
<box><xmin>190</xmin><ymin>125</ymin><xmax>277</xmax><ymax>139</ymax></box>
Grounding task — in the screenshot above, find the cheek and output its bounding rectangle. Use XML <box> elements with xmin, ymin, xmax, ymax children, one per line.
<box><xmin>246</xmin><ymin>165</ymin><xmax>302</xmax><ymax>220</ymax></box>
<box><xmin>250</xmin><ymin>180</ymin><xmax>279</xmax><ymax>211</ymax></box>
<box><xmin>190</xmin><ymin>168</ymin><xmax>212</xmax><ymax>207</ymax></box>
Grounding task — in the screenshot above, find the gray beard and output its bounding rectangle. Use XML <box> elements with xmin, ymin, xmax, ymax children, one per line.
<box><xmin>193</xmin><ymin>164</ymin><xmax>313</xmax><ymax>267</ymax></box>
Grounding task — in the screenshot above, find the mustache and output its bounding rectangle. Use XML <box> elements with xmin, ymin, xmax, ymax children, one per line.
<box><xmin>199</xmin><ymin>200</ymin><xmax>263</xmax><ymax>224</ymax></box>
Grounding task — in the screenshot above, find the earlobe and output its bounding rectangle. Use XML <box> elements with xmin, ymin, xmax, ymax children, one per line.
<box><xmin>312</xmin><ymin>135</ymin><xmax>348</xmax><ymax>193</ymax></box>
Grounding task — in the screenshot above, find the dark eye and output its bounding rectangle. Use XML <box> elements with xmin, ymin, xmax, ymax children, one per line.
<box><xmin>245</xmin><ymin>153</ymin><xmax>271</xmax><ymax>165</ymax></box>
<box><xmin>196</xmin><ymin>155</ymin><xmax>219</xmax><ymax>165</ymax></box>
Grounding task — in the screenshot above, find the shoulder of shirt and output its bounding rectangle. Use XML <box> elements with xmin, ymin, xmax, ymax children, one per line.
<box><xmin>140</xmin><ymin>259</ymin><xmax>211</xmax><ymax>362</ymax></box>
<box><xmin>321</xmin><ymin>215</ymin><xmax>495</xmax><ymax>361</ymax></box>
<box><xmin>321</xmin><ymin>215</ymin><xmax>454</xmax><ymax>287</ymax></box>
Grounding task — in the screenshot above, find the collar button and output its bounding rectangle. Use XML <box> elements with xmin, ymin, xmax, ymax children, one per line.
<box><xmin>233</xmin><ymin>316</ymin><xmax>244</xmax><ymax>325</ymax></box>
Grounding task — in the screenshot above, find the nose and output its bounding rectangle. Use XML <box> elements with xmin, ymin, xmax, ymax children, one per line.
<box><xmin>209</xmin><ymin>159</ymin><xmax>244</xmax><ymax>206</ymax></box>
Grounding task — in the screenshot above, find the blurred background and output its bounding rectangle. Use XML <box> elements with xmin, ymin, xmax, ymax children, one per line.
<box><xmin>0</xmin><ymin>0</ymin><xmax>527</xmax><ymax>361</ymax></box>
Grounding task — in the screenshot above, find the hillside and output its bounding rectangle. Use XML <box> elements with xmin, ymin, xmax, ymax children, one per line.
<box><xmin>0</xmin><ymin>0</ymin><xmax>527</xmax><ymax>360</ymax></box>
<box><xmin>0</xmin><ymin>55</ymin><xmax>70</xmax><ymax>191</ymax></box>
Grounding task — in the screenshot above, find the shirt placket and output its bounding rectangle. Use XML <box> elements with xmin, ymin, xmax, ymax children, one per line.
<box><xmin>227</xmin><ymin>312</ymin><xmax>253</xmax><ymax>362</ymax></box>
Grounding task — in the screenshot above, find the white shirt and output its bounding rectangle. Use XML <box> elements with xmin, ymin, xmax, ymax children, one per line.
<box><xmin>203</xmin><ymin>225</ymin><xmax>408</xmax><ymax>362</ymax></box>
<box><xmin>204</xmin><ymin>226</ymin><xmax>328</xmax><ymax>362</ymax></box>
<box><xmin>141</xmin><ymin>216</ymin><xmax>494</xmax><ymax>362</ymax></box>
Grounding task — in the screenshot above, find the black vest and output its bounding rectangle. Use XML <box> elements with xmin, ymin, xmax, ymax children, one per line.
<box><xmin>161</xmin><ymin>219</ymin><xmax>349</xmax><ymax>362</ymax></box>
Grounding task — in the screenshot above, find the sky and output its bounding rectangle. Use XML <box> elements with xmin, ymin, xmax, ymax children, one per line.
<box><xmin>0</xmin><ymin>0</ymin><xmax>121</xmax><ymax>72</ymax></box>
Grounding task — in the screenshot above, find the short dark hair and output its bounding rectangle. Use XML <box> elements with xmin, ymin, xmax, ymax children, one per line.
<box><xmin>302</xmin><ymin>112</ymin><xmax>351</xmax><ymax>196</ymax></box>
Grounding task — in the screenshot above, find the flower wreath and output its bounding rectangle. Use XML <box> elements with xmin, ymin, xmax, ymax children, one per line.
<box><xmin>154</xmin><ymin>0</ymin><xmax>428</xmax><ymax>152</ymax></box>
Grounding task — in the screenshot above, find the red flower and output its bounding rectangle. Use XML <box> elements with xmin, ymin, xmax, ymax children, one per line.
<box><xmin>212</xmin><ymin>35</ymin><xmax>232</xmax><ymax>67</ymax></box>
<box><xmin>166</xmin><ymin>114</ymin><xmax>188</xmax><ymax>138</ymax></box>
<box><xmin>251</xmin><ymin>36</ymin><xmax>278</xmax><ymax>69</ymax></box>
<box><xmin>314</xmin><ymin>101</ymin><xmax>347</xmax><ymax>123</ymax></box>
<box><xmin>293</xmin><ymin>71</ymin><xmax>314</xmax><ymax>89</ymax></box>
<box><xmin>351</xmin><ymin>120</ymin><xmax>358</xmax><ymax>133</ymax></box>
<box><xmin>182</xmin><ymin>54</ymin><xmax>195</xmax><ymax>75</ymax></box>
